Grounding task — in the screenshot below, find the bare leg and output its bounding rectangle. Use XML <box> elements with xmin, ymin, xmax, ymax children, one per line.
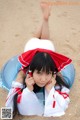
<box><xmin>34</xmin><ymin>2</ymin><xmax>51</xmax><ymax>39</ymax></box>
<box><xmin>33</xmin><ymin>22</ymin><xmax>42</xmax><ymax>39</ymax></box>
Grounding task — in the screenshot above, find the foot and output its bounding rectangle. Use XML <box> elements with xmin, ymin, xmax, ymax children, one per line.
<box><xmin>40</xmin><ymin>1</ymin><xmax>52</xmax><ymax>20</ymax></box>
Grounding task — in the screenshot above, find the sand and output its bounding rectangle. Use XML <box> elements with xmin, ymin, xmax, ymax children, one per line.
<box><xmin>0</xmin><ymin>0</ymin><xmax>80</xmax><ymax>120</ymax></box>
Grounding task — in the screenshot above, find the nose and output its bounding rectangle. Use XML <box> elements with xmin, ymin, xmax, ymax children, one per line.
<box><xmin>40</xmin><ymin>74</ymin><xmax>47</xmax><ymax>82</ymax></box>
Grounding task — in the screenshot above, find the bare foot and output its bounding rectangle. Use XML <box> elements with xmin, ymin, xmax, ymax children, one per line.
<box><xmin>40</xmin><ymin>1</ymin><xmax>52</xmax><ymax>20</ymax></box>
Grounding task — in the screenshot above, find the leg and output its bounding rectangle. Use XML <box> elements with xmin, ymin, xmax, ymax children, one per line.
<box><xmin>33</xmin><ymin>2</ymin><xmax>51</xmax><ymax>40</ymax></box>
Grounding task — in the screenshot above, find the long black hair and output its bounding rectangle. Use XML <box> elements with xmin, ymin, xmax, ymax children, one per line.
<box><xmin>13</xmin><ymin>52</ymin><xmax>69</xmax><ymax>117</ymax></box>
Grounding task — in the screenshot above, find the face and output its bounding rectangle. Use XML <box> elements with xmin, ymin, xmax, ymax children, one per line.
<box><xmin>33</xmin><ymin>70</ymin><xmax>53</xmax><ymax>87</ymax></box>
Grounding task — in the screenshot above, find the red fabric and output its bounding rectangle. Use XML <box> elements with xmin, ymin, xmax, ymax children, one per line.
<box><xmin>6</xmin><ymin>88</ymin><xmax>22</xmax><ymax>103</ymax></box>
<box><xmin>18</xmin><ymin>48</ymin><xmax>72</xmax><ymax>72</ymax></box>
<box><xmin>53</xmin><ymin>95</ymin><xmax>56</xmax><ymax>108</ymax></box>
<box><xmin>56</xmin><ymin>90</ymin><xmax>69</xmax><ymax>99</ymax></box>
<box><xmin>15</xmin><ymin>88</ymin><xmax>22</xmax><ymax>103</ymax></box>
<box><xmin>52</xmin><ymin>101</ymin><xmax>56</xmax><ymax>108</ymax></box>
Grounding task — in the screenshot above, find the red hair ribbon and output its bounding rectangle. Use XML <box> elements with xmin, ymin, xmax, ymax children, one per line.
<box><xmin>18</xmin><ymin>48</ymin><xmax>72</xmax><ymax>72</ymax></box>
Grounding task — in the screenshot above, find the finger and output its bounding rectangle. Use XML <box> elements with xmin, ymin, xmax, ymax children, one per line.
<box><xmin>32</xmin><ymin>80</ymin><xmax>35</xmax><ymax>85</ymax></box>
<box><xmin>25</xmin><ymin>74</ymin><xmax>31</xmax><ymax>83</ymax></box>
<box><xmin>46</xmin><ymin>80</ymin><xmax>52</xmax><ymax>86</ymax></box>
<box><xmin>31</xmin><ymin>78</ymin><xmax>35</xmax><ymax>84</ymax></box>
<box><xmin>53</xmin><ymin>74</ymin><xmax>56</xmax><ymax>79</ymax></box>
<box><xmin>26</xmin><ymin>74</ymin><xmax>31</xmax><ymax>78</ymax></box>
<box><xmin>48</xmin><ymin>80</ymin><xmax>52</xmax><ymax>84</ymax></box>
<box><xmin>52</xmin><ymin>79</ymin><xmax>56</xmax><ymax>85</ymax></box>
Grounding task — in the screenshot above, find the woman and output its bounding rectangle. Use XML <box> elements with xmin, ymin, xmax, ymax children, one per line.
<box><xmin>5</xmin><ymin>2</ymin><xmax>75</xmax><ymax>117</ymax></box>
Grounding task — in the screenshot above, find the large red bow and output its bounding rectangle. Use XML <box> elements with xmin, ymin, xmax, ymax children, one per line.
<box><xmin>18</xmin><ymin>48</ymin><xmax>72</xmax><ymax>72</ymax></box>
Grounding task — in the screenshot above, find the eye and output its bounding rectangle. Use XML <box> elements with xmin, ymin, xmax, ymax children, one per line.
<box><xmin>37</xmin><ymin>71</ymin><xmax>42</xmax><ymax>74</ymax></box>
<box><xmin>47</xmin><ymin>71</ymin><xmax>52</xmax><ymax>75</ymax></box>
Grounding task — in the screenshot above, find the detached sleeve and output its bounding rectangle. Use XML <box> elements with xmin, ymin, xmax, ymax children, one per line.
<box><xmin>5</xmin><ymin>81</ymin><xmax>23</xmax><ymax>110</ymax></box>
<box><xmin>44</xmin><ymin>86</ymin><xmax>70</xmax><ymax>117</ymax></box>
<box><xmin>17</xmin><ymin>88</ymin><xmax>44</xmax><ymax>115</ymax></box>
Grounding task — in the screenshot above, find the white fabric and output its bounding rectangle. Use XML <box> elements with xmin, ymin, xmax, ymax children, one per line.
<box><xmin>44</xmin><ymin>87</ymin><xmax>70</xmax><ymax>117</ymax></box>
<box><xmin>18</xmin><ymin>88</ymin><xmax>44</xmax><ymax>116</ymax></box>
<box><xmin>5</xmin><ymin>81</ymin><xmax>23</xmax><ymax>111</ymax></box>
<box><xmin>24</xmin><ymin>38</ymin><xmax>55</xmax><ymax>52</ymax></box>
<box><xmin>5</xmin><ymin>81</ymin><xmax>70</xmax><ymax>117</ymax></box>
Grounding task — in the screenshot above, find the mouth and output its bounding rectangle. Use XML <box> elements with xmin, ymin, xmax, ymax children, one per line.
<box><xmin>37</xmin><ymin>83</ymin><xmax>46</xmax><ymax>87</ymax></box>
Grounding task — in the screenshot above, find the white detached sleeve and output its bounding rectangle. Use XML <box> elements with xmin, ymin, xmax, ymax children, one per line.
<box><xmin>5</xmin><ymin>81</ymin><xmax>44</xmax><ymax>116</ymax></box>
<box><xmin>44</xmin><ymin>86</ymin><xmax>70</xmax><ymax>117</ymax></box>
<box><xmin>5</xmin><ymin>81</ymin><xmax>23</xmax><ymax>110</ymax></box>
<box><xmin>18</xmin><ymin>88</ymin><xmax>44</xmax><ymax>115</ymax></box>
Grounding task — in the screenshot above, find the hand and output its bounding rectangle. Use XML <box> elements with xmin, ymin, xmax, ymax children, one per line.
<box><xmin>45</xmin><ymin>75</ymin><xmax>56</xmax><ymax>93</ymax></box>
<box><xmin>25</xmin><ymin>74</ymin><xmax>35</xmax><ymax>91</ymax></box>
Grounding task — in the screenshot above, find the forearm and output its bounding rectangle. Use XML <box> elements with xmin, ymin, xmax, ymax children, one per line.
<box><xmin>5</xmin><ymin>70</ymin><xmax>26</xmax><ymax>108</ymax></box>
<box><xmin>44</xmin><ymin>86</ymin><xmax>70</xmax><ymax>117</ymax></box>
<box><xmin>17</xmin><ymin>87</ymin><xmax>44</xmax><ymax>115</ymax></box>
<box><xmin>5</xmin><ymin>81</ymin><xmax>23</xmax><ymax>109</ymax></box>
<box><xmin>16</xmin><ymin>70</ymin><xmax>26</xmax><ymax>84</ymax></box>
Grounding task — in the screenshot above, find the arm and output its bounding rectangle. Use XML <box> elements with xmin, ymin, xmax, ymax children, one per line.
<box><xmin>18</xmin><ymin>87</ymin><xmax>44</xmax><ymax>115</ymax></box>
<box><xmin>5</xmin><ymin>81</ymin><xmax>41</xmax><ymax>115</ymax></box>
<box><xmin>44</xmin><ymin>86</ymin><xmax>70</xmax><ymax>117</ymax></box>
<box><xmin>6</xmin><ymin>72</ymin><xmax>43</xmax><ymax>115</ymax></box>
<box><xmin>15</xmin><ymin>70</ymin><xmax>26</xmax><ymax>84</ymax></box>
<box><xmin>5</xmin><ymin>70</ymin><xmax>25</xmax><ymax>109</ymax></box>
<box><xmin>17</xmin><ymin>73</ymin><xmax>44</xmax><ymax>115</ymax></box>
<box><xmin>5</xmin><ymin>70</ymin><xmax>32</xmax><ymax>109</ymax></box>
<box><xmin>5</xmin><ymin>81</ymin><xmax>23</xmax><ymax>109</ymax></box>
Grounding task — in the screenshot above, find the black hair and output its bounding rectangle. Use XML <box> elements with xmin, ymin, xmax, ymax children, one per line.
<box><xmin>30</xmin><ymin>52</ymin><xmax>69</xmax><ymax>89</ymax></box>
<box><xmin>29</xmin><ymin>52</ymin><xmax>58</xmax><ymax>74</ymax></box>
<box><xmin>55</xmin><ymin>75</ymin><xmax>69</xmax><ymax>91</ymax></box>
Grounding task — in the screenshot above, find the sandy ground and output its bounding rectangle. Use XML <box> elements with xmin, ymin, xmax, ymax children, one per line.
<box><xmin>0</xmin><ymin>0</ymin><xmax>80</xmax><ymax>120</ymax></box>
